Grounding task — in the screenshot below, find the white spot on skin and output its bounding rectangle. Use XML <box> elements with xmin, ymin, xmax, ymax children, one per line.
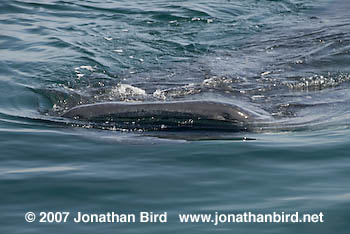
<box><xmin>237</xmin><ymin>111</ymin><xmax>248</xmax><ymax>119</ymax></box>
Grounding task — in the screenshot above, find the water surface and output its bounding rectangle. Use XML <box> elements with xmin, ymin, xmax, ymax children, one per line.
<box><xmin>0</xmin><ymin>0</ymin><xmax>349</xmax><ymax>233</ymax></box>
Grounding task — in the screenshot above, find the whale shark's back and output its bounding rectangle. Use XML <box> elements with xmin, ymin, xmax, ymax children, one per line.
<box><xmin>61</xmin><ymin>101</ymin><xmax>267</xmax><ymax>131</ymax></box>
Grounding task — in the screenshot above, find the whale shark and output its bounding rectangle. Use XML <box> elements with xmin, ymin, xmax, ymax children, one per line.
<box><xmin>61</xmin><ymin>101</ymin><xmax>268</xmax><ymax>131</ymax></box>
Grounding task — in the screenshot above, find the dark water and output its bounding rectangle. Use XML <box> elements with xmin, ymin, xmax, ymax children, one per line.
<box><xmin>1</xmin><ymin>0</ymin><xmax>349</xmax><ymax>233</ymax></box>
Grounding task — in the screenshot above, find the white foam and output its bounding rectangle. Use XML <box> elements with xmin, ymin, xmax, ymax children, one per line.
<box><xmin>79</xmin><ymin>65</ymin><xmax>95</xmax><ymax>71</ymax></box>
<box><xmin>153</xmin><ymin>89</ymin><xmax>167</xmax><ymax>100</ymax></box>
<box><xmin>104</xmin><ymin>37</ymin><xmax>113</xmax><ymax>41</ymax></box>
<box><xmin>113</xmin><ymin>84</ymin><xmax>146</xmax><ymax>97</ymax></box>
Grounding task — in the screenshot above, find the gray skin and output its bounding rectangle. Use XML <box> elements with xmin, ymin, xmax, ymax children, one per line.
<box><xmin>61</xmin><ymin>101</ymin><xmax>263</xmax><ymax>131</ymax></box>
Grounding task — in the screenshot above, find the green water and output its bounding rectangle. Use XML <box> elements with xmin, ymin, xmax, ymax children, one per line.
<box><xmin>0</xmin><ymin>0</ymin><xmax>349</xmax><ymax>233</ymax></box>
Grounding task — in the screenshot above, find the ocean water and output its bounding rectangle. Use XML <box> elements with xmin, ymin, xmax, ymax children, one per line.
<box><xmin>1</xmin><ymin>0</ymin><xmax>350</xmax><ymax>233</ymax></box>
